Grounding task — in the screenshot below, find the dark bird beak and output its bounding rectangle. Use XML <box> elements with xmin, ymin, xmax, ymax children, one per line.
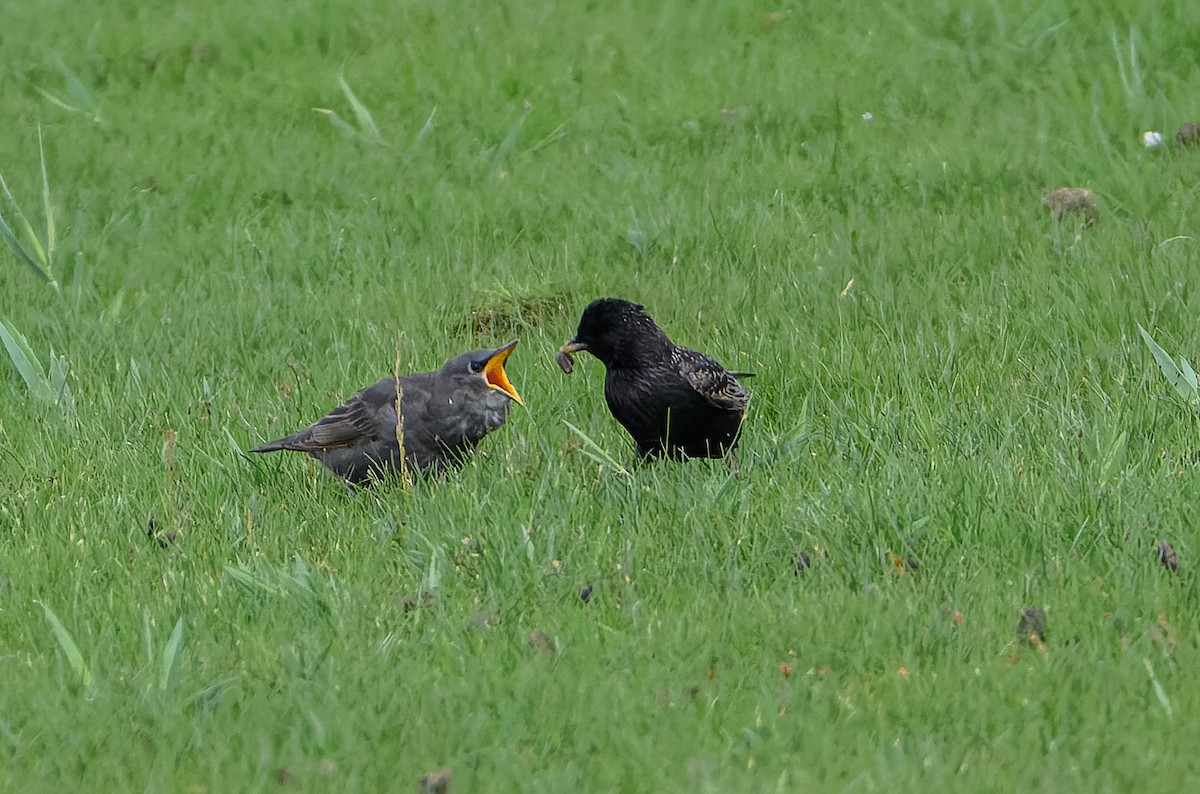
<box><xmin>556</xmin><ymin>340</ymin><xmax>588</xmax><ymax>374</ymax></box>
<box><xmin>482</xmin><ymin>339</ymin><xmax>523</xmax><ymax>404</ymax></box>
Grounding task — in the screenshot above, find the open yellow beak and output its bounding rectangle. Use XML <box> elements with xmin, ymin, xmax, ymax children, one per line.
<box><xmin>483</xmin><ymin>339</ymin><xmax>523</xmax><ymax>404</ymax></box>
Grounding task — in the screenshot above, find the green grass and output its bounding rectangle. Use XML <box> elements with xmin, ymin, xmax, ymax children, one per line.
<box><xmin>2</xmin><ymin>0</ymin><xmax>1200</xmax><ymax>790</ymax></box>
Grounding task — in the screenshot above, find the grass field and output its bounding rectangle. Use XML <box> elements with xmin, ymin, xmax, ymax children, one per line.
<box><xmin>2</xmin><ymin>0</ymin><xmax>1200</xmax><ymax>790</ymax></box>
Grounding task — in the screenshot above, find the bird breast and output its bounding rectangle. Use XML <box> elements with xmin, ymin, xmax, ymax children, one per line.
<box><xmin>439</xmin><ymin>390</ymin><xmax>512</xmax><ymax>438</ymax></box>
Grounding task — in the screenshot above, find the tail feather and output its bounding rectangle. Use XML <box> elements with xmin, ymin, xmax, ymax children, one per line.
<box><xmin>250</xmin><ymin>435</ymin><xmax>301</xmax><ymax>453</ymax></box>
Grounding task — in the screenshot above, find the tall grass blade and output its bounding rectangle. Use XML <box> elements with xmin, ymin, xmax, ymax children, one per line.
<box><xmin>1144</xmin><ymin>658</ymin><xmax>1172</xmax><ymax>717</ymax></box>
<box><xmin>0</xmin><ymin>320</ymin><xmax>53</xmax><ymax>402</ymax></box>
<box><xmin>1137</xmin><ymin>324</ymin><xmax>1200</xmax><ymax>407</ymax></box>
<box><xmin>48</xmin><ymin>348</ymin><xmax>74</xmax><ymax>411</ymax></box>
<box><xmin>404</xmin><ymin>106</ymin><xmax>438</xmax><ymax>163</ymax></box>
<box><xmin>564</xmin><ymin>421</ymin><xmax>632</xmax><ymax>477</ymax></box>
<box><xmin>224</xmin><ymin>559</ymin><xmax>329</xmax><ymax>616</ymax></box>
<box><xmin>224</xmin><ymin>562</ymin><xmax>281</xmax><ymax>594</ymax></box>
<box><xmin>0</xmin><ymin>211</ymin><xmax>51</xmax><ymax>285</ymax></box>
<box><xmin>312</xmin><ymin>107</ymin><xmax>359</xmax><ymax>139</ymax></box>
<box><xmin>0</xmin><ymin>718</ymin><xmax>18</xmax><ymax>751</ymax></box>
<box><xmin>34</xmin><ymin>87</ymin><xmax>84</xmax><ymax>116</ymax></box>
<box><xmin>495</xmin><ymin>111</ymin><xmax>528</xmax><ymax>162</ymax></box>
<box><xmin>526</xmin><ymin>122</ymin><xmax>568</xmax><ymax>155</ymax></box>
<box><xmin>160</xmin><ymin>618</ymin><xmax>185</xmax><ymax>693</ymax></box>
<box><xmin>56</xmin><ymin>56</ymin><xmax>99</xmax><ymax>120</ymax></box>
<box><xmin>37</xmin><ymin>126</ymin><xmax>56</xmax><ymax>266</ymax></box>
<box><xmin>1180</xmin><ymin>356</ymin><xmax>1198</xmax><ymax>393</ymax></box>
<box><xmin>34</xmin><ymin>57</ymin><xmax>100</xmax><ymax>122</ymax></box>
<box><xmin>338</xmin><ymin>72</ymin><xmax>383</xmax><ymax>144</ymax></box>
<box><xmin>37</xmin><ymin>601</ymin><xmax>93</xmax><ymax>689</ymax></box>
<box><xmin>1</xmin><ymin>176</ymin><xmax>49</xmax><ymax>273</ymax></box>
<box><xmin>1096</xmin><ymin>429</ymin><xmax>1128</xmax><ymax>485</ymax></box>
<box><xmin>1111</xmin><ymin>28</ymin><xmax>1131</xmax><ymax>99</ymax></box>
<box><xmin>1128</xmin><ymin>27</ymin><xmax>1143</xmax><ymax>98</ymax></box>
<box><xmin>0</xmin><ymin>173</ymin><xmax>55</xmax><ymax>287</ymax></box>
<box><xmin>143</xmin><ymin>609</ymin><xmax>155</xmax><ymax>668</ymax></box>
<box><xmin>187</xmin><ymin>677</ymin><xmax>238</xmax><ymax>709</ymax></box>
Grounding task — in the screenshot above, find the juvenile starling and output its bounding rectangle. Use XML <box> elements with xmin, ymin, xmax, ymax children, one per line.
<box><xmin>252</xmin><ymin>340</ymin><xmax>522</xmax><ymax>484</ymax></box>
<box><xmin>558</xmin><ymin>298</ymin><xmax>750</xmax><ymax>460</ymax></box>
<box><xmin>1042</xmin><ymin>187</ymin><xmax>1098</xmax><ymax>227</ymax></box>
<box><xmin>1017</xmin><ymin>607</ymin><xmax>1047</xmax><ymax>645</ymax></box>
<box><xmin>1177</xmin><ymin>122</ymin><xmax>1200</xmax><ymax>147</ymax></box>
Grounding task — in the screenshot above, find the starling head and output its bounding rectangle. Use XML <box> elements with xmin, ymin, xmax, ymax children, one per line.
<box><xmin>560</xmin><ymin>298</ymin><xmax>671</xmax><ymax>369</ymax></box>
<box><xmin>441</xmin><ymin>339</ymin><xmax>524</xmax><ymax>405</ymax></box>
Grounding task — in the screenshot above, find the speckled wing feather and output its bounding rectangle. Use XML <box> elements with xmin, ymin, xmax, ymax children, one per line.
<box><xmin>303</xmin><ymin>398</ymin><xmax>391</xmax><ymax>449</ymax></box>
<box><xmin>674</xmin><ymin>347</ymin><xmax>749</xmax><ymax>413</ymax></box>
<box><xmin>262</xmin><ymin>379</ymin><xmax>398</xmax><ymax>453</ymax></box>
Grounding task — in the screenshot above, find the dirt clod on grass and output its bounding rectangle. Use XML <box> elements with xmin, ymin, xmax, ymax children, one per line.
<box><xmin>457</xmin><ymin>293</ymin><xmax>570</xmax><ymax>341</ymax></box>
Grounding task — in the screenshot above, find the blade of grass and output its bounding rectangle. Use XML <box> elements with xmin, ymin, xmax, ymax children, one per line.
<box><xmin>423</xmin><ymin>543</ymin><xmax>444</xmax><ymax>592</ymax></box>
<box><xmin>49</xmin><ymin>348</ymin><xmax>74</xmax><ymax>409</ymax></box>
<box><xmin>224</xmin><ymin>562</ymin><xmax>282</xmax><ymax>594</ymax></box>
<box><xmin>36</xmin><ymin>601</ymin><xmax>93</xmax><ymax>689</ymax></box>
<box><xmin>0</xmin><ymin>210</ymin><xmax>51</xmax><ymax>285</ymax></box>
<box><xmin>338</xmin><ymin>72</ymin><xmax>383</xmax><ymax>144</ymax></box>
<box><xmin>56</xmin><ymin>56</ymin><xmax>98</xmax><ymax>120</ymax></box>
<box><xmin>0</xmin><ymin>172</ymin><xmax>55</xmax><ymax>287</ymax></box>
<box><xmin>143</xmin><ymin>609</ymin><xmax>155</xmax><ymax>668</ymax></box>
<box><xmin>564</xmin><ymin>420</ymin><xmax>632</xmax><ymax>478</ymax></box>
<box><xmin>160</xmin><ymin>618</ymin><xmax>184</xmax><ymax>693</ymax></box>
<box><xmin>34</xmin><ymin>87</ymin><xmax>86</xmax><ymax>116</ymax></box>
<box><xmin>312</xmin><ymin>107</ymin><xmax>360</xmax><ymax>139</ymax></box>
<box><xmin>187</xmin><ymin>677</ymin><xmax>238</xmax><ymax>709</ymax></box>
<box><xmin>0</xmin><ymin>320</ymin><xmax>53</xmax><ymax>402</ymax></box>
<box><xmin>0</xmin><ymin>719</ymin><xmax>17</xmax><ymax>752</ymax></box>
<box><xmin>495</xmin><ymin>110</ymin><xmax>529</xmax><ymax>163</ymax></box>
<box><xmin>403</xmin><ymin>106</ymin><xmax>438</xmax><ymax>164</ymax></box>
<box><xmin>1137</xmin><ymin>323</ymin><xmax>1199</xmax><ymax>406</ymax></box>
<box><xmin>1180</xmin><ymin>356</ymin><xmax>1198</xmax><ymax>392</ymax></box>
<box><xmin>37</xmin><ymin>126</ymin><xmax>56</xmax><ymax>266</ymax></box>
<box><xmin>33</xmin><ymin>57</ymin><xmax>100</xmax><ymax>122</ymax></box>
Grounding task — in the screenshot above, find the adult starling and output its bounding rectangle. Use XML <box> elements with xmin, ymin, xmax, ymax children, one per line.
<box><xmin>252</xmin><ymin>340</ymin><xmax>522</xmax><ymax>484</ymax></box>
<box><xmin>558</xmin><ymin>298</ymin><xmax>750</xmax><ymax>460</ymax></box>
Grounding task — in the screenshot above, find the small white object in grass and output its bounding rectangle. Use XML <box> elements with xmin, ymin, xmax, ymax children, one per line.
<box><xmin>861</xmin><ymin>112</ymin><xmax>874</xmax><ymax>122</ymax></box>
<box><xmin>1142</xmin><ymin>130</ymin><xmax>1164</xmax><ymax>148</ymax></box>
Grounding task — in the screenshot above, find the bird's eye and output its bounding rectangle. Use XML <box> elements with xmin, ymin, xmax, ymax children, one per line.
<box><xmin>470</xmin><ymin>359</ymin><xmax>485</xmax><ymax>373</ymax></box>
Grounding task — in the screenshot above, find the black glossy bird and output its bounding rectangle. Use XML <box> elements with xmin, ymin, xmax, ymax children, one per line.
<box><xmin>558</xmin><ymin>299</ymin><xmax>750</xmax><ymax>460</ymax></box>
<box><xmin>252</xmin><ymin>340</ymin><xmax>522</xmax><ymax>484</ymax></box>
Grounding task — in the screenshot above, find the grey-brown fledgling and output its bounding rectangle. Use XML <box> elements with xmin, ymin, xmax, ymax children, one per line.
<box><xmin>558</xmin><ymin>298</ymin><xmax>751</xmax><ymax>460</ymax></box>
<box><xmin>419</xmin><ymin>767</ymin><xmax>453</xmax><ymax>794</ymax></box>
<box><xmin>1156</xmin><ymin>540</ymin><xmax>1179</xmax><ymax>574</ymax></box>
<box><xmin>1177</xmin><ymin>122</ymin><xmax>1200</xmax><ymax>147</ymax></box>
<box><xmin>1017</xmin><ymin>607</ymin><xmax>1047</xmax><ymax>645</ymax></box>
<box><xmin>252</xmin><ymin>341</ymin><xmax>522</xmax><ymax>484</ymax></box>
<box><xmin>1042</xmin><ymin>187</ymin><xmax>1098</xmax><ymax>227</ymax></box>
